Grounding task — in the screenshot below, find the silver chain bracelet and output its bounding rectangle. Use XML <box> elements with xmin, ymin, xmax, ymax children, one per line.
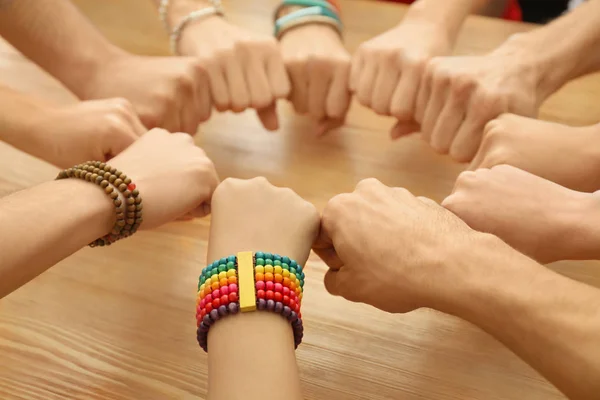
<box><xmin>159</xmin><ymin>0</ymin><xmax>224</xmax><ymax>55</ymax></box>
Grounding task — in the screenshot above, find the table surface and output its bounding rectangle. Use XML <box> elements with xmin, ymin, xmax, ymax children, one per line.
<box><xmin>1</xmin><ymin>1</ymin><xmax>600</xmax><ymax>399</ymax></box>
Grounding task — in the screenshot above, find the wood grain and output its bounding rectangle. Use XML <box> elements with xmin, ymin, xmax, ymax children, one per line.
<box><xmin>1</xmin><ymin>0</ymin><xmax>599</xmax><ymax>398</ymax></box>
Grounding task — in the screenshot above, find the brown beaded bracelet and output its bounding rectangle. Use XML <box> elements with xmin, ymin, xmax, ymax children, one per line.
<box><xmin>56</xmin><ymin>161</ymin><xmax>143</xmax><ymax>247</ymax></box>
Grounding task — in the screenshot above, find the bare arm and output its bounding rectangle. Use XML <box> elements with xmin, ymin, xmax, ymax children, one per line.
<box><xmin>0</xmin><ymin>0</ymin><xmax>123</xmax><ymax>97</ymax></box>
<box><xmin>446</xmin><ymin>235</ymin><xmax>600</xmax><ymax>400</ymax></box>
<box><xmin>0</xmin><ymin>179</ymin><xmax>113</xmax><ymax>298</ymax></box>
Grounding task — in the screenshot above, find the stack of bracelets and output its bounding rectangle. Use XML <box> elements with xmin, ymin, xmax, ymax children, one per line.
<box><xmin>195</xmin><ymin>251</ymin><xmax>306</xmax><ymax>352</ymax></box>
<box><xmin>56</xmin><ymin>161</ymin><xmax>143</xmax><ymax>247</ymax></box>
<box><xmin>274</xmin><ymin>0</ymin><xmax>342</xmax><ymax>39</ymax></box>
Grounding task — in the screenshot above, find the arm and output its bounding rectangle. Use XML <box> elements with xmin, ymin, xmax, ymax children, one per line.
<box><xmin>0</xmin><ymin>179</ymin><xmax>113</xmax><ymax>298</ymax></box>
<box><xmin>448</xmin><ymin>234</ymin><xmax>600</xmax><ymax>400</ymax></box>
<box><xmin>0</xmin><ymin>128</ymin><xmax>219</xmax><ymax>298</ymax></box>
<box><xmin>203</xmin><ymin>178</ymin><xmax>319</xmax><ymax>400</ymax></box>
<box><xmin>0</xmin><ymin>0</ymin><xmax>123</xmax><ymax>98</ymax></box>
<box><xmin>497</xmin><ymin>0</ymin><xmax>600</xmax><ymax>98</ymax></box>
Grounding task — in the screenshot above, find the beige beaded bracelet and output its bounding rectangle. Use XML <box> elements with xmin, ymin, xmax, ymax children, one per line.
<box><xmin>56</xmin><ymin>161</ymin><xmax>143</xmax><ymax>247</ymax></box>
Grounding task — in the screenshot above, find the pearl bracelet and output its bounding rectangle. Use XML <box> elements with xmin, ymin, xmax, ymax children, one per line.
<box><xmin>158</xmin><ymin>0</ymin><xmax>224</xmax><ymax>55</ymax></box>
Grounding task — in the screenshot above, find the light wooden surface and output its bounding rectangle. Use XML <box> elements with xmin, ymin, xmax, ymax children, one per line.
<box><xmin>1</xmin><ymin>1</ymin><xmax>600</xmax><ymax>399</ymax></box>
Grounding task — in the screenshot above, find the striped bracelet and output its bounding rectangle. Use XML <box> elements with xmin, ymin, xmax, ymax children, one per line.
<box><xmin>274</xmin><ymin>5</ymin><xmax>342</xmax><ymax>39</ymax></box>
<box><xmin>196</xmin><ymin>251</ymin><xmax>306</xmax><ymax>352</ymax></box>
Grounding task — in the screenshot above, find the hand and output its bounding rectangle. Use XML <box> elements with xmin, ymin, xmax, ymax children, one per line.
<box><xmin>207</xmin><ymin>177</ymin><xmax>319</xmax><ymax>264</ymax></box>
<box><xmin>280</xmin><ymin>24</ymin><xmax>351</xmax><ymax>136</ymax></box>
<box><xmin>75</xmin><ymin>53</ymin><xmax>211</xmax><ymax>135</ymax></box>
<box><xmin>179</xmin><ymin>17</ymin><xmax>290</xmax><ymax>131</ymax></box>
<box><xmin>109</xmin><ymin>128</ymin><xmax>219</xmax><ymax>229</ymax></box>
<box><xmin>350</xmin><ymin>21</ymin><xmax>451</xmax><ymax>138</ymax></box>
<box><xmin>443</xmin><ymin>165</ymin><xmax>598</xmax><ymax>263</ymax></box>
<box><xmin>314</xmin><ymin>178</ymin><xmax>476</xmax><ymax>314</ymax></box>
<box><xmin>25</xmin><ymin>98</ymin><xmax>144</xmax><ymax>168</ymax></box>
<box><xmin>415</xmin><ymin>44</ymin><xmax>543</xmax><ymax>161</ymax></box>
<box><xmin>470</xmin><ymin>114</ymin><xmax>600</xmax><ymax>192</ymax></box>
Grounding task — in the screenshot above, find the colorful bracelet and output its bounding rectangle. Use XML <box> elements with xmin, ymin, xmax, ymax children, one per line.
<box><xmin>274</xmin><ymin>5</ymin><xmax>342</xmax><ymax>38</ymax></box>
<box><xmin>56</xmin><ymin>161</ymin><xmax>143</xmax><ymax>247</ymax></box>
<box><xmin>195</xmin><ymin>251</ymin><xmax>306</xmax><ymax>352</ymax></box>
<box><xmin>273</xmin><ymin>0</ymin><xmax>339</xmax><ymax>23</ymax></box>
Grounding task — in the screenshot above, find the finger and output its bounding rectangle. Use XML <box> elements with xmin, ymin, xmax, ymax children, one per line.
<box><xmin>390</xmin><ymin>120</ymin><xmax>420</xmax><ymax>140</ymax></box>
<box><xmin>256</xmin><ymin>103</ymin><xmax>279</xmax><ymax>131</ymax></box>
<box><xmin>415</xmin><ymin>70</ymin><xmax>432</xmax><ymax>124</ymax></box>
<box><xmin>325</xmin><ymin>62</ymin><xmax>351</xmax><ymax>121</ymax></box>
<box><xmin>308</xmin><ymin>61</ymin><xmax>332</xmax><ymax>121</ymax></box>
<box><xmin>246</xmin><ymin>55</ymin><xmax>273</xmax><ymax>110</ymax></box>
<box><xmin>287</xmin><ymin>61</ymin><xmax>309</xmax><ymax>114</ymax></box>
<box><xmin>390</xmin><ymin>67</ymin><xmax>421</xmax><ymax>121</ymax></box>
<box><xmin>313</xmin><ymin>222</ymin><xmax>344</xmax><ymax>271</ymax></box>
<box><xmin>468</xmin><ymin>143</ymin><xmax>486</xmax><ymax>171</ymax></box>
<box><xmin>371</xmin><ymin>64</ymin><xmax>399</xmax><ymax>115</ymax></box>
<box><xmin>204</xmin><ymin>62</ymin><xmax>229</xmax><ymax>112</ymax></box>
<box><xmin>225</xmin><ymin>54</ymin><xmax>250</xmax><ymax>112</ymax></box>
<box><xmin>266</xmin><ymin>52</ymin><xmax>291</xmax><ymax>99</ymax></box>
<box><xmin>124</xmin><ymin>111</ymin><xmax>148</xmax><ymax>136</ymax></box>
<box><xmin>421</xmin><ymin>78</ymin><xmax>449</xmax><ymax>143</ymax></box>
<box><xmin>349</xmin><ymin>52</ymin><xmax>364</xmax><ymax>92</ymax></box>
<box><xmin>356</xmin><ymin>61</ymin><xmax>377</xmax><ymax>107</ymax></box>
<box><xmin>316</xmin><ymin>117</ymin><xmax>344</xmax><ymax>137</ymax></box>
<box><xmin>194</xmin><ymin>67</ymin><xmax>212</xmax><ymax>123</ymax></box>
<box><xmin>180</xmin><ymin>86</ymin><xmax>199</xmax><ymax>135</ymax></box>
<box><xmin>430</xmin><ymin>93</ymin><xmax>466</xmax><ymax>154</ymax></box>
<box><xmin>450</xmin><ymin>114</ymin><xmax>486</xmax><ymax>163</ymax></box>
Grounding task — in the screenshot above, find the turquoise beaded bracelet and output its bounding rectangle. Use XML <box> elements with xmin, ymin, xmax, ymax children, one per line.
<box><xmin>274</xmin><ymin>5</ymin><xmax>342</xmax><ymax>38</ymax></box>
<box><xmin>273</xmin><ymin>0</ymin><xmax>338</xmax><ymax>23</ymax></box>
<box><xmin>196</xmin><ymin>252</ymin><xmax>306</xmax><ymax>352</ymax></box>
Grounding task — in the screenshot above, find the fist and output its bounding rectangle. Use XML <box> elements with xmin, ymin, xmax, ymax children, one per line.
<box><xmin>27</xmin><ymin>98</ymin><xmax>145</xmax><ymax>168</ymax></box>
<box><xmin>281</xmin><ymin>24</ymin><xmax>351</xmax><ymax>136</ymax></box>
<box><xmin>470</xmin><ymin>114</ymin><xmax>600</xmax><ymax>192</ymax></box>
<box><xmin>443</xmin><ymin>165</ymin><xmax>594</xmax><ymax>263</ymax></box>
<box><xmin>315</xmin><ymin>178</ymin><xmax>475</xmax><ymax>313</ymax></box>
<box><xmin>415</xmin><ymin>50</ymin><xmax>541</xmax><ymax>161</ymax></box>
<box><xmin>208</xmin><ymin>177</ymin><xmax>319</xmax><ymax>264</ymax></box>
<box><xmin>78</xmin><ymin>54</ymin><xmax>212</xmax><ymax>135</ymax></box>
<box><xmin>351</xmin><ymin>22</ymin><xmax>451</xmax><ymax>138</ymax></box>
<box><xmin>110</xmin><ymin>128</ymin><xmax>219</xmax><ymax>229</ymax></box>
<box><xmin>179</xmin><ymin>17</ymin><xmax>290</xmax><ymax>131</ymax></box>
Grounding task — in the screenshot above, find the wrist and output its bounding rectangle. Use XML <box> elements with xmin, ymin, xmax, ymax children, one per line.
<box><xmin>402</xmin><ymin>0</ymin><xmax>470</xmax><ymax>45</ymax></box>
<box><xmin>569</xmin><ymin>192</ymin><xmax>600</xmax><ymax>260</ymax></box>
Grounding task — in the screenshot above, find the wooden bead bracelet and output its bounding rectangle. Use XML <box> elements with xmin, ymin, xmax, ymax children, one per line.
<box><xmin>56</xmin><ymin>161</ymin><xmax>143</xmax><ymax>247</ymax></box>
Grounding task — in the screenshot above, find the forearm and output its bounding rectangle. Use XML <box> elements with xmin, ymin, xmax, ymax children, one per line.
<box><xmin>204</xmin><ymin>231</ymin><xmax>308</xmax><ymax>400</ymax></box>
<box><xmin>0</xmin><ymin>0</ymin><xmax>123</xmax><ymax>96</ymax></box>
<box><xmin>0</xmin><ymin>179</ymin><xmax>113</xmax><ymax>298</ymax></box>
<box><xmin>445</xmin><ymin>235</ymin><xmax>600</xmax><ymax>399</ymax></box>
<box><xmin>496</xmin><ymin>0</ymin><xmax>600</xmax><ymax>99</ymax></box>
<box><xmin>403</xmin><ymin>0</ymin><xmax>489</xmax><ymax>45</ymax></box>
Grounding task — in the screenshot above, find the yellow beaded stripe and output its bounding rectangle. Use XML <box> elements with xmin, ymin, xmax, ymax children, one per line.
<box><xmin>237</xmin><ymin>251</ymin><xmax>257</xmax><ymax>312</ymax></box>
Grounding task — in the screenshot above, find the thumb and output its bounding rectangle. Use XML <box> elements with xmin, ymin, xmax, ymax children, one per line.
<box><xmin>390</xmin><ymin>120</ymin><xmax>420</xmax><ymax>140</ymax></box>
<box><xmin>323</xmin><ymin>269</ymin><xmax>342</xmax><ymax>297</ymax></box>
<box><xmin>256</xmin><ymin>103</ymin><xmax>279</xmax><ymax>131</ymax></box>
<box><xmin>316</xmin><ymin>118</ymin><xmax>344</xmax><ymax>137</ymax></box>
<box><xmin>104</xmin><ymin>128</ymin><xmax>137</xmax><ymax>161</ymax></box>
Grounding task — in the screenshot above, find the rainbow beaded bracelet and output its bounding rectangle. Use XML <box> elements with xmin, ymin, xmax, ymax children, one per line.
<box><xmin>196</xmin><ymin>252</ymin><xmax>306</xmax><ymax>352</ymax></box>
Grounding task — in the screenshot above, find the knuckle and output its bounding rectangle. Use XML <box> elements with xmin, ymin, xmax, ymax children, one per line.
<box><xmin>355</xmin><ymin>178</ymin><xmax>382</xmax><ymax>191</ymax></box>
<box><xmin>110</xmin><ymin>97</ymin><xmax>134</xmax><ymax>114</ymax></box>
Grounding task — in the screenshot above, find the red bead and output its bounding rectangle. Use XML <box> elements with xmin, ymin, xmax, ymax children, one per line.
<box><xmin>274</xmin><ymin>283</ymin><xmax>283</xmax><ymax>293</ymax></box>
<box><xmin>283</xmin><ymin>295</ymin><xmax>290</xmax><ymax>305</ymax></box>
<box><xmin>212</xmin><ymin>298</ymin><xmax>221</xmax><ymax>308</ymax></box>
<box><xmin>257</xmin><ymin>289</ymin><xmax>265</xmax><ymax>299</ymax></box>
<box><xmin>212</xmin><ymin>289</ymin><xmax>221</xmax><ymax>299</ymax></box>
<box><xmin>127</xmin><ymin>183</ymin><xmax>136</xmax><ymax>191</ymax></box>
<box><xmin>229</xmin><ymin>292</ymin><xmax>238</xmax><ymax>302</ymax></box>
<box><xmin>289</xmin><ymin>299</ymin><xmax>296</xmax><ymax>310</ymax></box>
<box><xmin>295</xmin><ymin>305</ymin><xmax>300</xmax><ymax>314</ymax></box>
<box><xmin>274</xmin><ymin>292</ymin><xmax>283</xmax><ymax>302</ymax></box>
<box><xmin>229</xmin><ymin>283</ymin><xmax>238</xmax><ymax>294</ymax></box>
<box><xmin>283</xmin><ymin>287</ymin><xmax>290</xmax><ymax>296</ymax></box>
<box><xmin>266</xmin><ymin>290</ymin><xmax>274</xmax><ymax>300</ymax></box>
<box><xmin>220</xmin><ymin>295</ymin><xmax>229</xmax><ymax>305</ymax></box>
<box><xmin>220</xmin><ymin>285</ymin><xmax>229</xmax><ymax>296</ymax></box>
<box><xmin>196</xmin><ymin>304</ymin><xmax>202</xmax><ymax>314</ymax></box>
<box><xmin>200</xmin><ymin>298</ymin><xmax>206</xmax><ymax>309</ymax></box>
<box><xmin>256</xmin><ymin>281</ymin><xmax>265</xmax><ymax>291</ymax></box>
<box><xmin>265</xmin><ymin>281</ymin><xmax>274</xmax><ymax>291</ymax></box>
<box><xmin>201</xmin><ymin>309</ymin><xmax>207</xmax><ymax>319</ymax></box>
<box><xmin>205</xmin><ymin>293</ymin><xmax>213</xmax><ymax>304</ymax></box>
<box><xmin>205</xmin><ymin>303</ymin><xmax>213</xmax><ymax>313</ymax></box>
<box><xmin>197</xmin><ymin>318</ymin><xmax>201</xmax><ymax>327</ymax></box>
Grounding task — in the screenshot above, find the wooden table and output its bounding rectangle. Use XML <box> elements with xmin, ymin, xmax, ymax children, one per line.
<box><xmin>1</xmin><ymin>1</ymin><xmax>599</xmax><ymax>398</ymax></box>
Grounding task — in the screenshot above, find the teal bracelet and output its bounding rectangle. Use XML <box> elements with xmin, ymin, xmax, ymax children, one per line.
<box><xmin>274</xmin><ymin>6</ymin><xmax>342</xmax><ymax>37</ymax></box>
<box><xmin>273</xmin><ymin>0</ymin><xmax>338</xmax><ymax>23</ymax></box>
